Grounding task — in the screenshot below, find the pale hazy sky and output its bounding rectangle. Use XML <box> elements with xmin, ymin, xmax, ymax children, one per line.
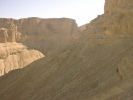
<box><xmin>0</xmin><ymin>0</ymin><xmax>105</xmax><ymax>26</ymax></box>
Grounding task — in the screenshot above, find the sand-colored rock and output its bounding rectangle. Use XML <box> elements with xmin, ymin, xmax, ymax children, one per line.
<box><xmin>0</xmin><ymin>0</ymin><xmax>133</xmax><ymax>100</ymax></box>
<box><xmin>0</xmin><ymin>37</ymin><xmax>133</xmax><ymax>100</ymax></box>
<box><xmin>0</xmin><ymin>28</ymin><xmax>8</xmax><ymax>43</ymax></box>
<box><xmin>79</xmin><ymin>24</ymin><xmax>87</xmax><ymax>32</ymax></box>
<box><xmin>0</xmin><ymin>21</ymin><xmax>20</xmax><ymax>43</ymax></box>
<box><xmin>104</xmin><ymin>0</ymin><xmax>133</xmax><ymax>13</ymax></box>
<box><xmin>83</xmin><ymin>0</ymin><xmax>133</xmax><ymax>37</ymax></box>
<box><xmin>0</xmin><ymin>18</ymin><xmax>80</xmax><ymax>54</ymax></box>
<box><xmin>0</xmin><ymin>18</ymin><xmax>80</xmax><ymax>76</ymax></box>
<box><xmin>0</xmin><ymin>43</ymin><xmax>44</xmax><ymax>76</ymax></box>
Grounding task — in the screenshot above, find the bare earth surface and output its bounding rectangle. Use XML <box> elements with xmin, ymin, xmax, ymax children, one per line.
<box><xmin>0</xmin><ymin>0</ymin><xmax>133</xmax><ymax>100</ymax></box>
<box><xmin>0</xmin><ymin>37</ymin><xmax>133</xmax><ymax>100</ymax></box>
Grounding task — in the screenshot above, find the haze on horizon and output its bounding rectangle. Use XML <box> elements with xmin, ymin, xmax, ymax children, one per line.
<box><xmin>0</xmin><ymin>0</ymin><xmax>105</xmax><ymax>26</ymax></box>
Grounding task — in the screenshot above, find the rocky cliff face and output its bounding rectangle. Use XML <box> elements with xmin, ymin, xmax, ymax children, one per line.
<box><xmin>104</xmin><ymin>0</ymin><xmax>133</xmax><ymax>13</ymax></box>
<box><xmin>0</xmin><ymin>18</ymin><xmax>80</xmax><ymax>42</ymax></box>
<box><xmin>104</xmin><ymin>0</ymin><xmax>133</xmax><ymax>36</ymax></box>
<box><xmin>14</xmin><ymin>18</ymin><xmax>79</xmax><ymax>42</ymax></box>
<box><xmin>0</xmin><ymin>18</ymin><xmax>80</xmax><ymax>54</ymax></box>
<box><xmin>82</xmin><ymin>0</ymin><xmax>133</xmax><ymax>37</ymax></box>
<box><xmin>79</xmin><ymin>24</ymin><xmax>87</xmax><ymax>32</ymax></box>
<box><xmin>0</xmin><ymin>43</ymin><xmax>44</xmax><ymax>76</ymax></box>
<box><xmin>0</xmin><ymin>18</ymin><xmax>80</xmax><ymax>76</ymax></box>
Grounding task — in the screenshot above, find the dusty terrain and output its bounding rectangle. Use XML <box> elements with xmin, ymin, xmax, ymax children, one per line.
<box><xmin>0</xmin><ymin>0</ymin><xmax>133</xmax><ymax>100</ymax></box>
<box><xmin>0</xmin><ymin>37</ymin><xmax>133</xmax><ymax>100</ymax></box>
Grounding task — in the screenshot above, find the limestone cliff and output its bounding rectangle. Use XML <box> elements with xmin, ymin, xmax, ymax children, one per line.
<box><xmin>0</xmin><ymin>18</ymin><xmax>80</xmax><ymax>54</ymax></box>
<box><xmin>0</xmin><ymin>18</ymin><xmax>80</xmax><ymax>76</ymax></box>
<box><xmin>0</xmin><ymin>43</ymin><xmax>44</xmax><ymax>76</ymax></box>
<box><xmin>14</xmin><ymin>18</ymin><xmax>80</xmax><ymax>42</ymax></box>
<box><xmin>104</xmin><ymin>0</ymin><xmax>133</xmax><ymax>13</ymax></box>
<box><xmin>83</xmin><ymin>0</ymin><xmax>133</xmax><ymax>36</ymax></box>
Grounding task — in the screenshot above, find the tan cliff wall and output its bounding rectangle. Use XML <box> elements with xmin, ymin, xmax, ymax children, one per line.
<box><xmin>104</xmin><ymin>0</ymin><xmax>133</xmax><ymax>13</ymax></box>
<box><xmin>0</xmin><ymin>28</ymin><xmax>7</xmax><ymax>43</ymax></box>
<box><xmin>14</xmin><ymin>18</ymin><xmax>79</xmax><ymax>42</ymax></box>
<box><xmin>79</xmin><ymin>24</ymin><xmax>87</xmax><ymax>32</ymax></box>
<box><xmin>0</xmin><ymin>22</ymin><xmax>19</xmax><ymax>43</ymax></box>
<box><xmin>82</xmin><ymin>0</ymin><xmax>133</xmax><ymax>37</ymax></box>
<box><xmin>0</xmin><ymin>18</ymin><xmax>80</xmax><ymax>54</ymax></box>
<box><xmin>0</xmin><ymin>18</ymin><xmax>80</xmax><ymax>76</ymax></box>
<box><xmin>0</xmin><ymin>43</ymin><xmax>44</xmax><ymax>76</ymax></box>
<box><xmin>0</xmin><ymin>18</ymin><xmax>80</xmax><ymax>42</ymax></box>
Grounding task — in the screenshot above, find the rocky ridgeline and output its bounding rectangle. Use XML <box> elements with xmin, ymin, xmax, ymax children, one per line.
<box><xmin>81</xmin><ymin>0</ymin><xmax>133</xmax><ymax>37</ymax></box>
<box><xmin>104</xmin><ymin>0</ymin><xmax>133</xmax><ymax>13</ymax></box>
<box><xmin>0</xmin><ymin>18</ymin><xmax>80</xmax><ymax>43</ymax></box>
<box><xmin>0</xmin><ymin>18</ymin><xmax>80</xmax><ymax>54</ymax></box>
<box><xmin>0</xmin><ymin>18</ymin><xmax>80</xmax><ymax>76</ymax></box>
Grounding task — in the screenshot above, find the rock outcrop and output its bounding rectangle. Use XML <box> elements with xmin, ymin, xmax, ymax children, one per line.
<box><xmin>82</xmin><ymin>0</ymin><xmax>133</xmax><ymax>37</ymax></box>
<box><xmin>79</xmin><ymin>24</ymin><xmax>87</xmax><ymax>32</ymax></box>
<box><xmin>104</xmin><ymin>0</ymin><xmax>133</xmax><ymax>13</ymax></box>
<box><xmin>0</xmin><ymin>43</ymin><xmax>44</xmax><ymax>76</ymax></box>
<box><xmin>0</xmin><ymin>18</ymin><xmax>80</xmax><ymax>76</ymax></box>
<box><xmin>0</xmin><ymin>21</ymin><xmax>20</xmax><ymax>43</ymax></box>
<box><xmin>0</xmin><ymin>28</ymin><xmax>8</xmax><ymax>43</ymax></box>
<box><xmin>0</xmin><ymin>18</ymin><xmax>80</xmax><ymax>54</ymax></box>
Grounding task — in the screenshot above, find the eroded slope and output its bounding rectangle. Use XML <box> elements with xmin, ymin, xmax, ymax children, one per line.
<box><xmin>0</xmin><ymin>0</ymin><xmax>133</xmax><ymax>100</ymax></box>
<box><xmin>0</xmin><ymin>37</ymin><xmax>133</xmax><ymax>100</ymax></box>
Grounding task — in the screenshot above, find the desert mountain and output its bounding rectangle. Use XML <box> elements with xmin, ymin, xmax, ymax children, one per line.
<box><xmin>0</xmin><ymin>18</ymin><xmax>80</xmax><ymax>53</ymax></box>
<box><xmin>0</xmin><ymin>18</ymin><xmax>80</xmax><ymax>76</ymax></box>
<box><xmin>82</xmin><ymin>0</ymin><xmax>133</xmax><ymax>37</ymax></box>
<box><xmin>0</xmin><ymin>0</ymin><xmax>133</xmax><ymax>100</ymax></box>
